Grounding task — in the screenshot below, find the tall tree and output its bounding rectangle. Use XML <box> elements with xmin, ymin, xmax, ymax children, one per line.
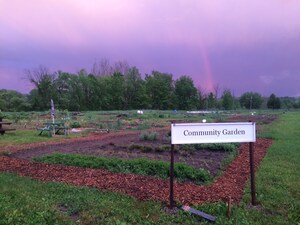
<box><xmin>123</xmin><ymin>67</ymin><xmax>148</xmax><ymax>109</ymax></box>
<box><xmin>91</xmin><ymin>58</ymin><xmax>113</xmax><ymax>77</ymax></box>
<box><xmin>267</xmin><ymin>93</ymin><xmax>281</xmax><ymax>109</ymax></box>
<box><xmin>239</xmin><ymin>92</ymin><xmax>263</xmax><ymax>109</ymax></box>
<box><xmin>113</xmin><ymin>60</ymin><xmax>129</xmax><ymax>75</ymax></box>
<box><xmin>145</xmin><ymin>71</ymin><xmax>174</xmax><ymax>110</ymax></box>
<box><xmin>197</xmin><ymin>87</ymin><xmax>206</xmax><ymax>109</ymax></box>
<box><xmin>0</xmin><ymin>89</ymin><xmax>31</xmax><ymax>111</ymax></box>
<box><xmin>174</xmin><ymin>76</ymin><xmax>198</xmax><ymax>110</ymax></box>
<box><xmin>221</xmin><ymin>89</ymin><xmax>234</xmax><ymax>110</ymax></box>
<box><xmin>54</xmin><ymin>71</ymin><xmax>73</xmax><ymax>110</ymax></box>
<box><xmin>207</xmin><ymin>92</ymin><xmax>217</xmax><ymax>109</ymax></box>
<box><xmin>25</xmin><ymin>65</ymin><xmax>57</xmax><ymax>110</ymax></box>
<box><xmin>105</xmin><ymin>72</ymin><xmax>125</xmax><ymax>110</ymax></box>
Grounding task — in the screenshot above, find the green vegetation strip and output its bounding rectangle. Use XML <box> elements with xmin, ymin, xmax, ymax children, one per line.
<box><xmin>34</xmin><ymin>153</ymin><xmax>212</xmax><ymax>184</ymax></box>
<box><xmin>0</xmin><ymin>173</ymin><xmax>200</xmax><ymax>225</ymax></box>
<box><xmin>180</xmin><ymin>143</ymin><xmax>239</xmax><ymax>152</ymax></box>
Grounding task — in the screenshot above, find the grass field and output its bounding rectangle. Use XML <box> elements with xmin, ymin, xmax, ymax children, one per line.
<box><xmin>192</xmin><ymin>112</ymin><xmax>300</xmax><ymax>225</ymax></box>
<box><xmin>0</xmin><ymin>111</ymin><xmax>299</xmax><ymax>224</ymax></box>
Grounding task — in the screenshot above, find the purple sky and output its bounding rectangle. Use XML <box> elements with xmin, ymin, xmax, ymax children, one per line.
<box><xmin>1</xmin><ymin>0</ymin><xmax>300</xmax><ymax>97</ymax></box>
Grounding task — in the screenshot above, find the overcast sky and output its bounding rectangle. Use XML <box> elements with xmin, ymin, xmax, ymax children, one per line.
<box><xmin>1</xmin><ymin>0</ymin><xmax>300</xmax><ymax>97</ymax></box>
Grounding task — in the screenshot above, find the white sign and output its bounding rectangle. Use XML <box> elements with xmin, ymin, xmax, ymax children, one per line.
<box><xmin>171</xmin><ymin>122</ymin><xmax>256</xmax><ymax>144</ymax></box>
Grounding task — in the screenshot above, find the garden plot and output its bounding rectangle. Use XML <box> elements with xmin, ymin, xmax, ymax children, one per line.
<box><xmin>2</xmin><ymin>112</ymin><xmax>277</xmax><ymax>206</ymax></box>
<box><xmin>10</xmin><ymin>112</ymin><xmax>278</xmax><ymax>181</ymax></box>
<box><xmin>11</xmin><ymin>128</ymin><xmax>231</xmax><ymax>177</ymax></box>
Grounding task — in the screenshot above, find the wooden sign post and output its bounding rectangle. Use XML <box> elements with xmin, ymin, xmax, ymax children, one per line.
<box><xmin>170</xmin><ymin>122</ymin><xmax>257</xmax><ymax>209</ymax></box>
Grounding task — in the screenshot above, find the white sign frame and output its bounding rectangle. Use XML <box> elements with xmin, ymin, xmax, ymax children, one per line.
<box><xmin>171</xmin><ymin>122</ymin><xmax>256</xmax><ymax>144</ymax></box>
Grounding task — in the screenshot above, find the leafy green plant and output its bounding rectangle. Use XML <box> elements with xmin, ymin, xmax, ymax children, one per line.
<box><xmin>193</xmin><ymin>143</ymin><xmax>239</xmax><ymax>151</ymax></box>
<box><xmin>139</xmin><ymin>131</ymin><xmax>158</xmax><ymax>141</ymax></box>
<box><xmin>70</xmin><ymin>122</ymin><xmax>81</xmax><ymax>128</ymax></box>
<box><xmin>34</xmin><ymin>153</ymin><xmax>211</xmax><ymax>184</ymax></box>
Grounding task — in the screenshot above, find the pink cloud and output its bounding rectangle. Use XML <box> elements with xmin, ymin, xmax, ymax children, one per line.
<box><xmin>1</xmin><ymin>0</ymin><xmax>300</xmax><ymax>96</ymax></box>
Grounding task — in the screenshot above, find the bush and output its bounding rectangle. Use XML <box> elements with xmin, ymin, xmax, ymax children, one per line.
<box><xmin>34</xmin><ymin>153</ymin><xmax>211</xmax><ymax>184</ymax></box>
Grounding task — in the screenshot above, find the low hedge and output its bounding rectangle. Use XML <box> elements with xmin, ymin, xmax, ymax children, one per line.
<box><xmin>34</xmin><ymin>153</ymin><xmax>211</xmax><ymax>184</ymax></box>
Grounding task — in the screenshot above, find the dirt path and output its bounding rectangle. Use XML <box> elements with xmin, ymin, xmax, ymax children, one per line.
<box><xmin>0</xmin><ymin>139</ymin><xmax>272</xmax><ymax>205</ymax></box>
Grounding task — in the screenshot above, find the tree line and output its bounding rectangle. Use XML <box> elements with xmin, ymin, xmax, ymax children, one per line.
<box><xmin>1</xmin><ymin>62</ymin><xmax>300</xmax><ymax>112</ymax></box>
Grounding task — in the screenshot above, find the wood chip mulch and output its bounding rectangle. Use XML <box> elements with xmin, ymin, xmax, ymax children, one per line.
<box><xmin>0</xmin><ymin>139</ymin><xmax>272</xmax><ymax>205</ymax></box>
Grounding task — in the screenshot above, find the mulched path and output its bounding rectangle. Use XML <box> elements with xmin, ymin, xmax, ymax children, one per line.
<box><xmin>0</xmin><ymin>138</ymin><xmax>272</xmax><ymax>205</ymax></box>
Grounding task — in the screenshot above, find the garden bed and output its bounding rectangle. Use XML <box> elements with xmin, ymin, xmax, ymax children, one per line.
<box><xmin>1</xmin><ymin>113</ymin><xmax>276</xmax><ymax>205</ymax></box>
<box><xmin>0</xmin><ymin>138</ymin><xmax>272</xmax><ymax>205</ymax></box>
<box><xmin>11</xmin><ymin>129</ymin><xmax>231</xmax><ymax>177</ymax></box>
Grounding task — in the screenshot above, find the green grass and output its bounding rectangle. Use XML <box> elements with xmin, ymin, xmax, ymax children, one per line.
<box><xmin>34</xmin><ymin>153</ymin><xmax>212</xmax><ymax>184</ymax></box>
<box><xmin>0</xmin><ymin>173</ymin><xmax>202</xmax><ymax>225</ymax></box>
<box><xmin>253</xmin><ymin>112</ymin><xmax>300</xmax><ymax>223</ymax></box>
<box><xmin>0</xmin><ymin>130</ymin><xmax>54</xmax><ymax>148</ymax></box>
<box><xmin>190</xmin><ymin>111</ymin><xmax>300</xmax><ymax>225</ymax></box>
<box><xmin>0</xmin><ymin>129</ymin><xmax>87</xmax><ymax>149</ymax></box>
<box><xmin>0</xmin><ymin>110</ymin><xmax>299</xmax><ymax>224</ymax></box>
